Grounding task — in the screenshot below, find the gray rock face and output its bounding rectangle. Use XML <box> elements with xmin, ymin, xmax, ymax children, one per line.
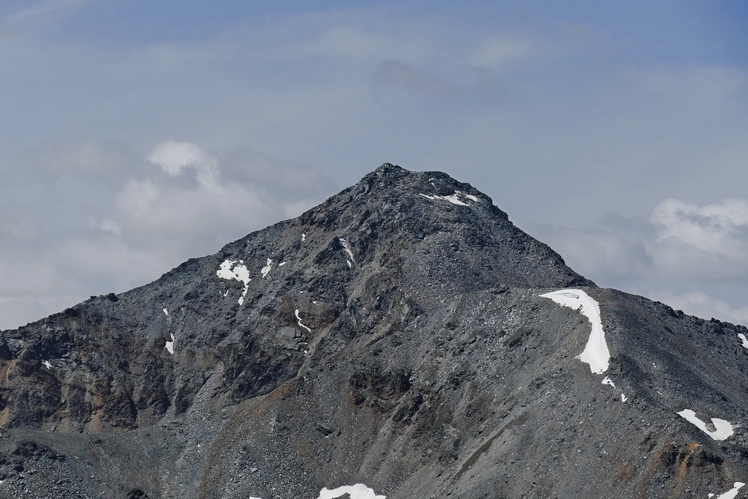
<box><xmin>0</xmin><ymin>164</ymin><xmax>746</xmax><ymax>498</ymax></box>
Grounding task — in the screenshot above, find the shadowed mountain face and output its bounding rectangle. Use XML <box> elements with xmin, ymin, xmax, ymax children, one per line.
<box><xmin>0</xmin><ymin>164</ymin><xmax>746</xmax><ymax>498</ymax></box>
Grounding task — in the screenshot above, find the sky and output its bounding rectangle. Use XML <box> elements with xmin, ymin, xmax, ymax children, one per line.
<box><xmin>1</xmin><ymin>0</ymin><xmax>748</xmax><ymax>329</ymax></box>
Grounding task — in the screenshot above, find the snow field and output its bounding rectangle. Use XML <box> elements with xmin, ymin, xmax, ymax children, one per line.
<box><xmin>712</xmin><ymin>481</ymin><xmax>745</xmax><ymax>499</ymax></box>
<box><xmin>540</xmin><ymin>289</ymin><xmax>610</xmax><ymax>374</ymax></box>
<box><xmin>317</xmin><ymin>484</ymin><xmax>386</xmax><ymax>499</ymax></box>
<box><xmin>419</xmin><ymin>191</ymin><xmax>469</xmax><ymax>206</ymax></box>
<box><xmin>165</xmin><ymin>333</ymin><xmax>175</xmax><ymax>355</ymax></box>
<box><xmin>677</xmin><ymin>409</ymin><xmax>734</xmax><ymax>441</ymax></box>
<box><xmin>738</xmin><ymin>333</ymin><xmax>748</xmax><ymax>349</ymax></box>
<box><xmin>217</xmin><ymin>260</ymin><xmax>251</xmax><ymax>305</ymax></box>
<box><xmin>261</xmin><ymin>258</ymin><xmax>273</xmax><ymax>279</ymax></box>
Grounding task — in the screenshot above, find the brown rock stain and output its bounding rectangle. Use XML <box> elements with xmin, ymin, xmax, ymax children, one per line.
<box><xmin>673</xmin><ymin>442</ymin><xmax>699</xmax><ymax>497</ymax></box>
<box><xmin>636</xmin><ymin>441</ymin><xmax>716</xmax><ymax>498</ymax></box>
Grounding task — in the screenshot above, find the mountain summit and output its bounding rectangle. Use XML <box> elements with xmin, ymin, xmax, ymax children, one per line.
<box><xmin>0</xmin><ymin>164</ymin><xmax>746</xmax><ymax>498</ymax></box>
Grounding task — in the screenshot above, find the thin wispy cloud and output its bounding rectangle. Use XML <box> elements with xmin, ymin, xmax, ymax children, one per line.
<box><xmin>468</xmin><ymin>35</ymin><xmax>535</xmax><ymax>69</ymax></box>
<box><xmin>0</xmin><ymin>0</ymin><xmax>96</xmax><ymax>38</ymax></box>
<box><xmin>374</xmin><ymin>60</ymin><xmax>452</xmax><ymax>96</ymax></box>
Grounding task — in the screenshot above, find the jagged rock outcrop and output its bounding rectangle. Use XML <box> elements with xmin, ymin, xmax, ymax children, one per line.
<box><xmin>0</xmin><ymin>164</ymin><xmax>746</xmax><ymax>498</ymax></box>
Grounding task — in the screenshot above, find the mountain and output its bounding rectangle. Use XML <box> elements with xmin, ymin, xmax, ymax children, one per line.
<box><xmin>0</xmin><ymin>164</ymin><xmax>746</xmax><ymax>498</ymax></box>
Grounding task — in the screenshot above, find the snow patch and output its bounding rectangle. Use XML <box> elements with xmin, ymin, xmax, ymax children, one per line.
<box><xmin>339</xmin><ymin>237</ymin><xmax>355</xmax><ymax>268</ymax></box>
<box><xmin>261</xmin><ymin>258</ymin><xmax>273</xmax><ymax>279</ymax></box>
<box><xmin>42</xmin><ymin>360</ymin><xmax>52</xmax><ymax>370</ymax></box>
<box><xmin>279</xmin><ymin>261</ymin><xmax>287</xmax><ymax>267</ymax></box>
<box><xmin>217</xmin><ymin>260</ymin><xmax>251</xmax><ymax>305</ymax></box>
<box><xmin>602</xmin><ymin>377</ymin><xmax>615</xmax><ymax>388</ymax></box>
<box><xmin>163</xmin><ymin>308</ymin><xmax>168</xmax><ymax>317</ymax></box>
<box><xmin>621</xmin><ymin>394</ymin><xmax>628</xmax><ymax>403</ymax></box>
<box><xmin>165</xmin><ymin>333</ymin><xmax>175</xmax><ymax>355</ymax></box>
<box><xmin>465</xmin><ymin>193</ymin><xmax>478</xmax><ymax>202</ymax></box>
<box><xmin>677</xmin><ymin>409</ymin><xmax>734</xmax><ymax>441</ymax></box>
<box><xmin>715</xmin><ymin>482</ymin><xmax>745</xmax><ymax>499</ymax></box>
<box><xmin>301</xmin><ymin>232</ymin><xmax>307</xmax><ymax>242</ymax></box>
<box><xmin>419</xmin><ymin>191</ymin><xmax>470</xmax><ymax>206</ymax></box>
<box><xmin>318</xmin><ymin>484</ymin><xmax>386</xmax><ymax>499</ymax></box>
<box><xmin>295</xmin><ymin>309</ymin><xmax>312</xmax><ymax>333</ymax></box>
<box><xmin>738</xmin><ymin>333</ymin><xmax>748</xmax><ymax>349</ymax></box>
<box><xmin>540</xmin><ymin>289</ymin><xmax>610</xmax><ymax>374</ymax></box>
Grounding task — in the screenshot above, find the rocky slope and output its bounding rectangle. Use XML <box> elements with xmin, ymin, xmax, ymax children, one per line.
<box><xmin>0</xmin><ymin>164</ymin><xmax>746</xmax><ymax>498</ymax></box>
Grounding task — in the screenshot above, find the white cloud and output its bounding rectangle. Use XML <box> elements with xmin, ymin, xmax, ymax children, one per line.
<box><xmin>531</xmin><ymin>212</ymin><xmax>654</xmax><ymax>288</ymax></box>
<box><xmin>469</xmin><ymin>35</ymin><xmax>534</xmax><ymax>68</ymax></box>
<box><xmin>118</xmin><ymin>141</ymin><xmax>278</xmax><ymax>252</ymax></box>
<box><xmin>0</xmin><ymin>139</ymin><xmax>335</xmax><ymax>330</ymax></box>
<box><xmin>88</xmin><ymin>217</ymin><xmax>121</xmax><ymax>237</ymax></box>
<box><xmin>648</xmin><ymin>198</ymin><xmax>748</xmax><ymax>278</ymax></box>
<box><xmin>649</xmin><ymin>291</ymin><xmax>748</xmax><ymax>326</ymax></box>
<box><xmin>117</xmin><ymin>178</ymin><xmax>161</xmax><ymax>223</ymax></box>
<box><xmin>535</xmin><ymin>198</ymin><xmax>748</xmax><ymax>326</ymax></box>
<box><xmin>147</xmin><ymin>140</ymin><xmax>218</xmax><ymax>187</ymax></box>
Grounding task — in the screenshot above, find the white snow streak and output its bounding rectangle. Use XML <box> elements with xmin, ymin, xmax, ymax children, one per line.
<box><xmin>318</xmin><ymin>484</ymin><xmax>386</xmax><ymax>499</ymax></box>
<box><xmin>163</xmin><ymin>308</ymin><xmax>168</xmax><ymax>316</ymax></box>
<box><xmin>165</xmin><ymin>333</ymin><xmax>175</xmax><ymax>355</ymax></box>
<box><xmin>339</xmin><ymin>237</ymin><xmax>355</xmax><ymax>268</ymax></box>
<box><xmin>677</xmin><ymin>409</ymin><xmax>734</xmax><ymax>441</ymax></box>
<box><xmin>301</xmin><ymin>232</ymin><xmax>307</xmax><ymax>242</ymax></box>
<box><xmin>217</xmin><ymin>260</ymin><xmax>251</xmax><ymax>305</ymax></box>
<box><xmin>261</xmin><ymin>258</ymin><xmax>273</xmax><ymax>279</ymax></box>
<box><xmin>602</xmin><ymin>377</ymin><xmax>615</xmax><ymax>388</ymax></box>
<box><xmin>738</xmin><ymin>333</ymin><xmax>748</xmax><ymax>349</ymax></box>
<box><xmin>295</xmin><ymin>309</ymin><xmax>312</xmax><ymax>333</ymax></box>
<box><xmin>419</xmin><ymin>192</ymin><xmax>470</xmax><ymax>206</ymax></box>
<box><xmin>42</xmin><ymin>360</ymin><xmax>52</xmax><ymax>369</ymax></box>
<box><xmin>279</xmin><ymin>262</ymin><xmax>287</xmax><ymax>267</ymax></box>
<box><xmin>541</xmin><ymin>289</ymin><xmax>610</xmax><ymax>374</ymax></box>
<box><xmin>621</xmin><ymin>394</ymin><xmax>628</xmax><ymax>403</ymax></box>
<box><xmin>715</xmin><ymin>482</ymin><xmax>745</xmax><ymax>499</ymax></box>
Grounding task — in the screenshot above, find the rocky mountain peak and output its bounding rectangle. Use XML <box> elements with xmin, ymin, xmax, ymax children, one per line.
<box><xmin>0</xmin><ymin>165</ymin><xmax>746</xmax><ymax>498</ymax></box>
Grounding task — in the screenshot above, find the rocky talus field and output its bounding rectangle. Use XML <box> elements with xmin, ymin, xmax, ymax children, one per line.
<box><xmin>0</xmin><ymin>164</ymin><xmax>746</xmax><ymax>498</ymax></box>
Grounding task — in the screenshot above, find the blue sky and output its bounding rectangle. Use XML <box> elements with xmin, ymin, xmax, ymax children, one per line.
<box><xmin>1</xmin><ymin>0</ymin><xmax>748</xmax><ymax>328</ymax></box>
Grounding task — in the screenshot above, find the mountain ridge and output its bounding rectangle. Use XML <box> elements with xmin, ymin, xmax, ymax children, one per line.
<box><xmin>0</xmin><ymin>164</ymin><xmax>746</xmax><ymax>498</ymax></box>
